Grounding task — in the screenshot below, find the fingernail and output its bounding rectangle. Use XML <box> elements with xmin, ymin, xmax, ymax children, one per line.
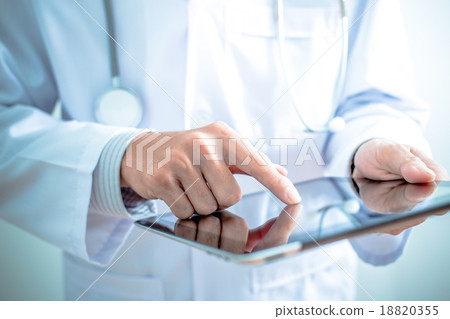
<box><xmin>285</xmin><ymin>182</ymin><xmax>302</xmax><ymax>203</ymax></box>
<box><xmin>414</xmin><ymin>161</ymin><xmax>436</xmax><ymax>177</ymax></box>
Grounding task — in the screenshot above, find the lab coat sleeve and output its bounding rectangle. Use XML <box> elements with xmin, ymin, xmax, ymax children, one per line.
<box><xmin>324</xmin><ymin>0</ymin><xmax>431</xmax><ymax>176</ymax></box>
<box><xmin>86</xmin><ymin>129</ymin><xmax>159</xmax><ymax>264</ymax></box>
<box><xmin>89</xmin><ymin>128</ymin><xmax>157</xmax><ymax>221</ymax></box>
<box><xmin>0</xmin><ymin>105</ymin><xmax>138</xmax><ymax>266</ymax></box>
<box><xmin>348</xmin><ymin>202</ymin><xmax>411</xmax><ymax>266</ymax></box>
<box><xmin>348</xmin><ymin>230</ymin><xmax>411</xmax><ymax>266</ymax></box>
<box><xmin>0</xmin><ymin>2</ymin><xmax>154</xmax><ymax>266</ymax></box>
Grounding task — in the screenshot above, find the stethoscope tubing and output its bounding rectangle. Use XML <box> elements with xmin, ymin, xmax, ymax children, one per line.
<box><xmin>276</xmin><ymin>0</ymin><xmax>348</xmax><ymax>133</ymax></box>
<box><xmin>103</xmin><ymin>0</ymin><xmax>119</xmax><ymax>85</ymax></box>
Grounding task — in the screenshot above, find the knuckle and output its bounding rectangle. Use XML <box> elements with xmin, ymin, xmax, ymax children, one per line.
<box><xmin>157</xmin><ymin>174</ymin><xmax>174</xmax><ymax>189</ymax></box>
<box><xmin>170</xmin><ymin>148</ymin><xmax>187</xmax><ymax>162</ymax></box>
<box><xmin>175</xmin><ymin>205</ymin><xmax>194</xmax><ymax>220</ymax></box>
<box><xmin>199</xmin><ymin>144</ymin><xmax>217</xmax><ymax>158</ymax></box>
<box><xmin>380</xmin><ymin>142</ymin><xmax>408</xmax><ymax>159</ymax></box>
<box><xmin>169</xmin><ymin>149</ymin><xmax>194</xmax><ymax>172</ymax></box>
<box><xmin>188</xmin><ymin>131</ymin><xmax>206</xmax><ymax>141</ymax></box>
<box><xmin>196</xmin><ymin>202</ymin><xmax>218</xmax><ymax>215</ymax></box>
<box><xmin>404</xmin><ymin>155</ymin><xmax>418</xmax><ymax>165</ymax></box>
<box><xmin>171</xmin><ymin>153</ymin><xmax>191</xmax><ymax>171</ymax></box>
<box><xmin>210</xmin><ymin>121</ymin><xmax>233</xmax><ymax>136</ymax></box>
<box><xmin>210</xmin><ymin>121</ymin><xmax>227</xmax><ymax>129</ymax></box>
<box><xmin>219</xmin><ymin>189</ymin><xmax>242</xmax><ymax>208</ymax></box>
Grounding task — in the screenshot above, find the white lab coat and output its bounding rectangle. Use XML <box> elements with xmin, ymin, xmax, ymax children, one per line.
<box><xmin>0</xmin><ymin>0</ymin><xmax>431</xmax><ymax>300</ymax></box>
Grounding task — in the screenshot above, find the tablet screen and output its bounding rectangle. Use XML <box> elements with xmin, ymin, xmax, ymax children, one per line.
<box><xmin>135</xmin><ymin>177</ymin><xmax>450</xmax><ymax>264</ymax></box>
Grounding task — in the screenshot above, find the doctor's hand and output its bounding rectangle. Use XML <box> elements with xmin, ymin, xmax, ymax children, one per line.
<box><xmin>352</xmin><ymin>138</ymin><xmax>448</xmax><ymax>183</ymax></box>
<box><xmin>120</xmin><ymin>122</ymin><xmax>301</xmax><ymax>219</ymax></box>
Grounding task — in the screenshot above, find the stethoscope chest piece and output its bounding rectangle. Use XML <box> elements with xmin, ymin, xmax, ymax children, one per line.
<box><xmin>95</xmin><ymin>87</ymin><xmax>143</xmax><ymax>127</ymax></box>
<box><xmin>97</xmin><ymin>0</ymin><xmax>143</xmax><ymax>127</ymax></box>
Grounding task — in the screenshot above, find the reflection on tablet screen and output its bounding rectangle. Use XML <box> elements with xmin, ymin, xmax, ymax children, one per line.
<box><xmin>136</xmin><ymin>177</ymin><xmax>450</xmax><ymax>264</ymax></box>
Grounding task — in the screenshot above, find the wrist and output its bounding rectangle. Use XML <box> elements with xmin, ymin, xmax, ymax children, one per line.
<box><xmin>91</xmin><ymin>128</ymin><xmax>154</xmax><ymax>218</ymax></box>
<box><xmin>120</xmin><ymin>161</ymin><xmax>129</xmax><ymax>188</ymax></box>
<box><xmin>350</xmin><ymin>138</ymin><xmax>379</xmax><ymax>177</ymax></box>
<box><xmin>119</xmin><ymin>130</ymin><xmax>156</xmax><ymax>189</ymax></box>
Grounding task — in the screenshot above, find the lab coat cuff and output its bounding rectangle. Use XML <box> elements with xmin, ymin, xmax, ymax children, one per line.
<box><xmin>348</xmin><ymin>229</ymin><xmax>411</xmax><ymax>266</ymax></box>
<box><xmin>121</xmin><ymin>187</ymin><xmax>158</xmax><ymax>217</ymax></box>
<box><xmin>91</xmin><ymin>128</ymin><xmax>157</xmax><ymax>220</ymax></box>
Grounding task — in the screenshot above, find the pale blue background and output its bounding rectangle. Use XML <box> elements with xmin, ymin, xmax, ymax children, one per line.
<box><xmin>0</xmin><ymin>0</ymin><xmax>449</xmax><ymax>300</ymax></box>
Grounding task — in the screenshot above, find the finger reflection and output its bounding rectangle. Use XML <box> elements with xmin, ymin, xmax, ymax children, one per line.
<box><xmin>353</xmin><ymin>178</ymin><xmax>447</xmax><ymax>235</ymax></box>
<box><xmin>173</xmin><ymin>204</ymin><xmax>302</xmax><ymax>254</ymax></box>
<box><xmin>356</xmin><ymin>179</ymin><xmax>437</xmax><ymax>213</ymax></box>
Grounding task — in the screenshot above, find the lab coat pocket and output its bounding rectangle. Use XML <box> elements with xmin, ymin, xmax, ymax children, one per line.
<box><xmin>191</xmin><ymin>241</ymin><xmax>354</xmax><ymax>300</ymax></box>
<box><xmin>249</xmin><ymin>253</ymin><xmax>330</xmax><ymax>300</ymax></box>
<box><xmin>64</xmin><ymin>255</ymin><xmax>165</xmax><ymax>301</ymax></box>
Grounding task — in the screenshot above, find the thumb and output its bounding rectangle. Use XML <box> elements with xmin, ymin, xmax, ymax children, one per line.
<box><xmin>388</xmin><ymin>147</ymin><xmax>436</xmax><ymax>183</ymax></box>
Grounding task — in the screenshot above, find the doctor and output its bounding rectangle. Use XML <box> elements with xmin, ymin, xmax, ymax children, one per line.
<box><xmin>0</xmin><ymin>0</ymin><xmax>447</xmax><ymax>300</ymax></box>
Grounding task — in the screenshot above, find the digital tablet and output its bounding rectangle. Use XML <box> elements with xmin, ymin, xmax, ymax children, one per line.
<box><xmin>135</xmin><ymin>177</ymin><xmax>450</xmax><ymax>265</ymax></box>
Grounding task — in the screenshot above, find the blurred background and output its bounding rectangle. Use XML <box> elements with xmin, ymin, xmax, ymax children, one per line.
<box><xmin>0</xmin><ymin>0</ymin><xmax>449</xmax><ymax>300</ymax></box>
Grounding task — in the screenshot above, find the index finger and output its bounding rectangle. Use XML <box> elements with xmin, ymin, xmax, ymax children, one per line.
<box><xmin>231</xmin><ymin>139</ymin><xmax>301</xmax><ymax>204</ymax></box>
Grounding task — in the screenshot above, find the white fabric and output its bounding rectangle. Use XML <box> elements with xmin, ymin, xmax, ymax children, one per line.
<box><xmin>90</xmin><ymin>128</ymin><xmax>156</xmax><ymax>219</ymax></box>
<box><xmin>0</xmin><ymin>0</ymin><xmax>429</xmax><ymax>300</ymax></box>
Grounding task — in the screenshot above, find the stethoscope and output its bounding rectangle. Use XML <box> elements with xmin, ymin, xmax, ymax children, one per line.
<box><xmin>96</xmin><ymin>0</ymin><xmax>348</xmax><ymax>132</ymax></box>
<box><xmin>276</xmin><ymin>0</ymin><xmax>348</xmax><ymax>133</ymax></box>
<box><xmin>95</xmin><ymin>0</ymin><xmax>143</xmax><ymax>127</ymax></box>
<box><xmin>316</xmin><ymin>199</ymin><xmax>361</xmax><ymax>237</ymax></box>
